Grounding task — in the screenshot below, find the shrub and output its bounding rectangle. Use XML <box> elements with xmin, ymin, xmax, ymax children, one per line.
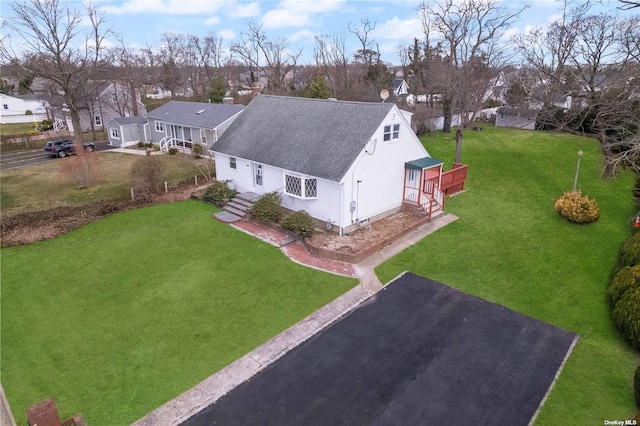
<box><xmin>635</xmin><ymin>366</ymin><xmax>640</xmax><ymax>408</ymax></box>
<box><xmin>137</xmin><ymin>141</ymin><xmax>146</xmax><ymax>148</ymax></box>
<box><xmin>37</xmin><ymin>120</ymin><xmax>53</xmax><ymax>132</ymax></box>
<box><xmin>192</xmin><ymin>143</ymin><xmax>203</xmax><ymax>158</ymax></box>
<box><xmin>59</xmin><ymin>150</ymin><xmax>102</xmax><ymax>190</ymax></box>
<box><xmin>607</xmin><ymin>266</ymin><xmax>640</xmax><ymax>308</ymax></box>
<box><xmin>168</xmin><ymin>147</ymin><xmax>178</xmax><ymax>155</ymax></box>
<box><xmin>622</xmin><ymin>232</ymin><xmax>640</xmax><ymax>267</ymax></box>
<box><xmin>202</xmin><ymin>180</ymin><xmax>237</xmax><ymax>207</ymax></box>
<box><xmin>281</xmin><ymin>210</ymin><xmax>315</xmax><ymax>238</ymax></box>
<box><xmin>554</xmin><ymin>190</ymin><xmax>600</xmax><ymax>224</ymax></box>
<box><xmin>130</xmin><ymin>156</ymin><xmax>166</xmax><ymax>194</ymax></box>
<box><xmin>610</xmin><ymin>287</ymin><xmax>640</xmax><ymax>351</ymax></box>
<box><xmin>152</xmin><ymin>144</ymin><xmax>160</xmax><ymax>151</ymax></box>
<box><xmin>25</xmin><ymin>109</ymin><xmax>33</xmax><ymax>115</ymax></box>
<box><xmin>250</xmin><ymin>192</ymin><xmax>282</xmax><ymax>223</ymax></box>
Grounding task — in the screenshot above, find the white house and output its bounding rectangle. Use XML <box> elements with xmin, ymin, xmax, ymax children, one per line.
<box><xmin>213</xmin><ymin>95</ymin><xmax>447</xmax><ymax>235</ymax></box>
<box><xmin>392</xmin><ymin>78</ymin><xmax>410</xmax><ymax>97</ymax></box>
<box><xmin>0</xmin><ymin>94</ymin><xmax>49</xmax><ymax>124</ymax></box>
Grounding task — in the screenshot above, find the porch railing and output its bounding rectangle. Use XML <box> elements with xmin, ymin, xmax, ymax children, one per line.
<box><xmin>403</xmin><ymin>185</ymin><xmax>445</xmax><ymax>219</ymax></box>
<box><xmin>440</xmin><ymin>163</ymin><xmax>468</xmax><ymax>194</ymax></box>
<box><xmin>159</xmin><ymin>137</ymin><xmax>194</xmax><ymax>152</ymax></box>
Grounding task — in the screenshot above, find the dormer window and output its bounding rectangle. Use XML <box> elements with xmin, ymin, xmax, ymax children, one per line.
<box><xmin>384</xmin><ymin>124</ymin><xmax>400</xmax><ymax>141</ymax></box>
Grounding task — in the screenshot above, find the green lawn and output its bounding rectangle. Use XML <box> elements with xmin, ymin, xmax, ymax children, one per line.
<box><xmin>377</xmin><ymin>126</ymin><xmax>640</xmax><ymax>423</ymax></box>
<box><xmin>0</xmin><ymin>152</ymin><xmax>205</xmax><ymax>217</ymax></box>
<box><xmin>1</xmin><ymin>200</ymin><xmax>356</xmax><ymax>425</ymax></box>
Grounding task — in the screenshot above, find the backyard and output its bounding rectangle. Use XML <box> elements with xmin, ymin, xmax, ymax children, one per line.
<box><xmin>0</xmin><ymin>200</ymin><xmax>357</xmax><ymax>424</ymax></box>
<box><xmin>377</xmin><ymin>126</ymin><xmax>640</xmax><ymax>423</ymax></box>
<box><xmin>1</xmin><ymin>125</ymin><xmax>639</xmax><ymax>424</ymax></box>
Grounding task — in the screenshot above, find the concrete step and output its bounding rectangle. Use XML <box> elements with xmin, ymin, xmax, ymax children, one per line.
<box><xmin>214</xmin><ymin>210</ymin><xmax>242</xmax><ymax>223</ymax></box>
<box><xmin>227</xmin><ymin>200</ymin><xmax>251</xmax><ymax>213</ymax></box>
<box><xmin>223</xmin><ymin>205</ymin><xmax>247</xmax><ymax>217</ymax></box>
<box><xmin>236</xmin><ymin>192</ymin><xmax>263</xmax><ymax>203</ymax></box>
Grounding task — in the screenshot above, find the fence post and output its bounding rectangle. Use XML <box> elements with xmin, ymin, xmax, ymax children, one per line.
<box><xmin>195</xmin><ymin>175</ymin><xmax>198</xmax><ymax>186</ymax></box>
<box><xmin>165</xmin><ymin>181</ymin><xmax>168</xmax><ymax>193</ymax></box>
<box><xmin>130</xmin><ymin>188</ymin><xmax>135</xmax><ymax>201</ymax></box>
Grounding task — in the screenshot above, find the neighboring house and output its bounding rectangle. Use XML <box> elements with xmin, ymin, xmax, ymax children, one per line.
<box><xmin>146</xmin><ymin>100</ymin><xmax>245</xmax><ymax>152</ymax></box>
<box><xmin>106</xmin><ymin>116</ymin><xmax>149</xmax><ymax>147</ymax></box>
<box><xmin>495</xmin><ymin>107</ymin><xmax>537</xmax><ymax>130</ymax></box>
<box><xmin>57</xmin><ymin>82</ymin><xmax>147</xmax><ymax>133</ymax></box>
<box><xmin>392</xmin><ymin>78</ymin><xmax>410</xmax><ymax>97</ymax></box>
<box><xmin>213</xmin><ymin>95</ymin><xmax>449</xmax><ymax>235</ymax></box>
<box><xmin>0</xmin><ymin>93</ymin><xmax>49</xmax><ymax>124</ymax></box>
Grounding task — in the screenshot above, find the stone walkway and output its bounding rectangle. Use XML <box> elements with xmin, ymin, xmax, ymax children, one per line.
<box><xmin>134</xmin><ymin>213</ymin><xmax>458</xmax><ymax>426</ymax></box>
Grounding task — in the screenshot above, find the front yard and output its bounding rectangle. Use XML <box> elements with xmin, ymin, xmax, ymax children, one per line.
<box><xmin>0</xmin><ymin>200</ymin><xmax>356</xmax><ymax>425</ymax></box>
<box><xmin>377</xmin><ymin>126</ymin><xmax>640</xmax><ymax>423</ymax></box>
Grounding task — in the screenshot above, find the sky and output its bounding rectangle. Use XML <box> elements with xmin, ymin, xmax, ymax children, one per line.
<box><xmin>1</xmin><ymin>0</ymin><xmax>627</xmax><ymax>65</ymax></box>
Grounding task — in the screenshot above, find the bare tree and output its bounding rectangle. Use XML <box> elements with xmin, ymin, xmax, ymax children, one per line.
<box><xmin>418</xmin><ymin>0</ymin><xmax>527</xmax><ymax>163</ymax></box>
<box><xmin>313</xmin><ymin>32</ymin><xmax>350</xmax><ymax>98</ymax></box>
<box><xmin>1</xmin><ymin>0</ymin><xmax>112</xmax><ymax>144</ymax></box>
<box><xmin>230</xmin><ymin>20</ymin><xmax>301</xmax><ymax>94</ymax></box>
<box><xmin>157</xmin><ymin>32</ymin><xmax>187</xmax><ymax>98</ymax></box>
<box><xmin>515</xmin><ymin>2</ymin><xmax>639</xmax><ymax>178</ymax></box>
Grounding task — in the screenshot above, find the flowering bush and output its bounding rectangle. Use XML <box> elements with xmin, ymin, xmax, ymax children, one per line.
<box><xmin>554</xmin><ymin>190</ymin><xmax>600</xmax><ymax>224</ymax></box>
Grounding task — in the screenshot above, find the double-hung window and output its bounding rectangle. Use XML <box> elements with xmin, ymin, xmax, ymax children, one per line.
<box><xmin>110</xmin><ymin>128</ymin><xmax>119</xmax><ymax>139</ymax></box>
<box><xmin>94</xmin><ymin>115</ymin><xmax>102</xmax><ymax>126</ymax></box>
<box><xmin>284</xmin><ymin>174</ymin><xmax>317</xmax><ymax>199</ymax></box>
<box><xmin>229</xmin><ymin>157</ymin><xmax>237</xmax><ymax>169</ymax></box>
<box><xmin>155</xmin><ymin>121</ymin><xmax>164</xmax><ymax>132</ymax></box>
<box><xmin>383</xmin><ymin>124</ymin><xmax>400</xmax><ymax>141</ymax></box>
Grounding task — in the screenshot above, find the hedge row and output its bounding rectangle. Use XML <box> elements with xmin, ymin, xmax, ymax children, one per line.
<box><xmin>609</xmin><ymin>233</ymin><xmax>640</xmax><ymax>352</ymax></box>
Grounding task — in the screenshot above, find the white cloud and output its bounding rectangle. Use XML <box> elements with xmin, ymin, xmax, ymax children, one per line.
<box><xmin>289</xmin><ymin>29</ymin><xmax>315</xmax><ymax>42</ymax></box>
<box><xmin>99</xmin><ymin>0</ymin><xmax>224</xmax><ymax>16</ymax></box>
<box><xmin>227</xmin><ymin>2</ymin><xmax>260</xmax><ymax>18</ymax></box>
<box><xmin>218</xmin><ymin>29</ymin><xmax>236</xmax><ymax>40</ymax></box>
<box><xmin>204</xmin><ymin>16</ymin><xmax>220</xmax><ymax>26</ymax></box>
<box><xmin>502</xmin><ymin>27</ymin><xmax>520</xmax><ymax>40</ymax></box>
<box><xmin>372</xmin><ymin>17</ymin><xmax>423</xmax><ymax>41</ymax></box>
<box><xmin>261</xmin><ymin>0</ymin><xmax>344</xmax><ymax>29</ymax></box>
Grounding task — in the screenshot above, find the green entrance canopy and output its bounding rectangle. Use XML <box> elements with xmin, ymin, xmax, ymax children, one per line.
<box><xmin>405</xmin><ymin>157</ymin><xmax>443</xmax><ymax>170</ymax></box>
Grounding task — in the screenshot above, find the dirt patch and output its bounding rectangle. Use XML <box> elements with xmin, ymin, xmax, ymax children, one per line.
<box><xmin>0</xmin><ymin>180</ymin><xmax>208</xmax><ymax>248</ymax></box>
<box><xmin>305</xmin><ymin>210</ymin><xmax>429</xmax><ymax>264</ymax></box>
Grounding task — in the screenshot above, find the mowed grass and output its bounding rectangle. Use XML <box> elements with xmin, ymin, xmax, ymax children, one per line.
<box><xmin>0</xmin><ymin>200</ymin><xmax>356</xmax><ymax>425</ymax></box>
<box><xmin>377</xmin><ymin>126</ymin><xmax>640</xmax><ymax>423</ymax></box>
<box><xmin>0</xmin><ymin>152</ymin><xmax>203</xmax><ymax>217</ymax></box>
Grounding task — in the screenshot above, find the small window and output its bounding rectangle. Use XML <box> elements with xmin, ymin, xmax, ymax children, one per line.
<box><xmin>94</xmin><ymin>116</ymin><xmax>102</xmax><ymax>126</ymax></box>
<box><xmin>200</xmin><ymin>129</ymin><xmax>208</xmax><ymax>145</ymax></box>
<box><xmin>111</xmin><ymin>93</ymin><xmax>118</xmax><ymax>103</ymax></box>
<box><xmin>2</xmin><ymin>104</ymin><xmax>8</xmax><ymax>110</ymax></box>
<box><xmin>230</xmin><ymin>157</ymin><xmax>236</xmax><ymax>169</ymax></box>
<box><xmin>155</xmin><ymin>121</ymin><xmax>164</xmax><ymax>132</ymax></box>
<box><xmin>110</xmin><ymin>128</ymin><xmax>119</xmax><ymax>139</ymax></box>
<box><xmin>384</xmin><ymin>124</ymin><xmax>400</xmax><ymax>141</ymax></box>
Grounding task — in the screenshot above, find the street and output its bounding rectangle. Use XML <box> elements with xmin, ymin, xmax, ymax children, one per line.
<box><xmin>0</xmin><ymin>141</ymin><xmax>115</xmax><ymax>170</ymax></box>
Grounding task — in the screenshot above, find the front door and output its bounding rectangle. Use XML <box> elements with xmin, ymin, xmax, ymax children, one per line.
<box><xmin>254</xmin><ymin>164</ymin><xmax>263</xmax><ymax>189</ymax></box>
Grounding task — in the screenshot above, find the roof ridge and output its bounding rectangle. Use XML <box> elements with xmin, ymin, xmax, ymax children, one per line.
<box><xmin>258</xmin><ymin>94</ymin><xmax>395</xmax><ymax>107</ymax></box>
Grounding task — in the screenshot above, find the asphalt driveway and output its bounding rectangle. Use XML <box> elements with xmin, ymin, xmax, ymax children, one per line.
<box><xmin>183</xmin><ymin>272</ymin><xmax>578</xmax><ymax>426</ymax></box>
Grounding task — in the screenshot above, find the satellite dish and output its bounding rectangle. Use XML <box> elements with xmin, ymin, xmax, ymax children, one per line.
<box><xmin>380</xmin><ymin>89</ymin><xmax>389</xmax><ymax>102</ymax></box>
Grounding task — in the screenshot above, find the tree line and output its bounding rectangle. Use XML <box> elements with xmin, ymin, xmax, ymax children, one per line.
<box><xmin>0</xmin><ymin>0</ymin><xmax>638</xmax><ymax>172</ymax></box>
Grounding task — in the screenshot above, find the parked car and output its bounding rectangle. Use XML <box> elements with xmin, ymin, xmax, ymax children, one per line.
<box><xmin>44</xmin><ymin>140</ymin><xmax>95</xmax><ymax>158</ymax></box>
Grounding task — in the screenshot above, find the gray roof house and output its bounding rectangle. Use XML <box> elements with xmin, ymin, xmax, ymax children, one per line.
<box><xmin>106</xmin><ymin>116</ymin><xmax>149</xmax><ymax>147</ymax></box>
<box><xmin>146</xmin><ymin>101</ymin><xmax>245</xmax><ymax>152</ymax></box>
<box><xmin>213</xmin><ymin>95</ymin><xmax>445</xmax><ymax>234</ymax></box>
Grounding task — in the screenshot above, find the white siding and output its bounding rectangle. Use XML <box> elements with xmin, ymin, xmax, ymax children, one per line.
<box><xmin>340</xmin><ymin>105</ymin><xmax>429</xmax><ymax>228</ymax></box>
<box><xmin>215</xmin><ymin>152</ymin><xmax>342</xmax><ymax>225</ymax></box>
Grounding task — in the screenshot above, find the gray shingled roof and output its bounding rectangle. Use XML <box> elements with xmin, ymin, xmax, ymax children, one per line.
<box><xmin>213</xmin><ymin>95</ymin><xmax>395</xmax><ymax>182</ymax></box>
<box><xmin>147</xmin><ymin>100</ymin><xmax>244</xmax><ymax>129</ymax></box>
<box><xmin>110</xmin><ymin>116</ymin><xmax>148</xmax><ymax>126</ymax></box>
